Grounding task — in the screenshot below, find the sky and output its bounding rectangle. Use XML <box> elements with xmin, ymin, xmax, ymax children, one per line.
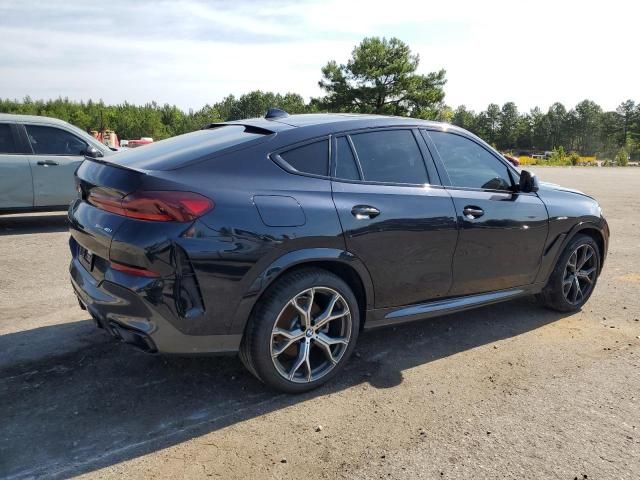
<box><xmin>0</xmin><ymin>0</ymin><xmax>637</xmax><ymax>113</ymax></box>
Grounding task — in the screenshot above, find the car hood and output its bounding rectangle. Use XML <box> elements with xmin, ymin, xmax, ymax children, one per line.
<box><xmin>538</xmin><ymin>181</ymin><xmax>592</xmax><ymax>199</ymax></box>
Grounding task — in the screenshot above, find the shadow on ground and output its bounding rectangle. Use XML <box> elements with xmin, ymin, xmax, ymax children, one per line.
<box><xmin>0</xmin><ymin>213</ymin><xmax>68</xmax><ymax>236</ymax></box>
<box><xmin>0</xmin><ymin>298</ymin><xmax>568</xmax><ymax>479</ymax></box>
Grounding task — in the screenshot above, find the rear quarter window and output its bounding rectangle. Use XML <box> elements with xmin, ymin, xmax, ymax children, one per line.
<box><xmin>278</xmin><ymin>140</ymin><xmax>329</xmax><ymax>176</ymax></box>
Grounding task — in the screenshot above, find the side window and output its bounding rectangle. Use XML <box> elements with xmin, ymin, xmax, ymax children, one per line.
<box><xmin>335</xmin><ymin>136</ymin><xmax>360</xmax><ymax>180</ymax></box>
<box><xmin>279</xmin><ymin>139</ymin><xmax>329</xmax><ymax>176</ymax></box>
<box><xmin>350</xmin><ymin>130</ymin><xmax>428</xmax><ymax>184</ymax></box>
<box><xmin>429</xmin><ymin>131</ymin><xmax>512</xmax><ymax>191</ymax></box>
<box><xmin>25</xmin><ymin>125</ymin><xmax>88</xmax><ymax>156</ymax></box>
<box><xmin>0</xmin><ymin>124</ymin><xmax>18</xmax><ymax>154</ymax></box>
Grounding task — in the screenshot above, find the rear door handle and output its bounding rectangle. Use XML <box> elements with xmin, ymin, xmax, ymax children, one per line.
<box><xmin>37</xmin><ymin>160</ymin><xmax>59</xmax><ymax>166</ymax></box>
<box><xmin>351</xmin><ymin>205</ymin><xmax>380</xmax><ymax>219</ymax></box>
<box><xmin>463</xmin><ymin>206</ymin><xmax>484</xmax><ymax>219</ymax></box>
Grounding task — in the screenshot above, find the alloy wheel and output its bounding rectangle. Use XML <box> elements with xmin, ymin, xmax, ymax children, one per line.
<box><xmin>270</xmin><ymin>287</ymin><xmax>352</xmax><ymax>384</ymax></box>
<box><xmin>562</xmin><ymin>244</ymin><xmax>597</xmax><ymax>305</ymax></box>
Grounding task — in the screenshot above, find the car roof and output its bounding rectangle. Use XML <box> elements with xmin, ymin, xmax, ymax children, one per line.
<box><xmin>271</xmin><ymin>113</ymin><xmax>385</xmax><ymax>127</ymax></box>
<box><xmin>223</xmin><ymin>113</ymin><xmax>462</xmax><ymax>141</ymax></box>
<box><xmin>0</xmin><ymin>113</ymin><xmax>77</xmax><ymax>127</ymax></box>
<box><xmin>235</xmin><ymin>112</ymin><xmax>443</xmax><ymax>129</ymax></box>
<box><xmin>0</xmin><ymin>113</ymin><xmax>110</xmax><ymax>152</ymax></box>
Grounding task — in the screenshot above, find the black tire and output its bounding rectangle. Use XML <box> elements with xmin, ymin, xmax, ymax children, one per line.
<box><xmin>240</xmin><ymin>268</ymin><xmax>360</xmax><ymax>393</ymax></box>
<box><xmin>538</xmin><ymin>234</ymin><xmax>601</xmax><ymax>312</ymax></box>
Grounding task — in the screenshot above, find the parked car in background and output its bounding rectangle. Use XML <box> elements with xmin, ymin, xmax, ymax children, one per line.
<box><xmin>68</xmin><ymin>111</ymin><xmax>609</xmax><ymax>393</ymax></box>
<box><xmin>0</xmin><ymin>114</ymin><xmax>113</xmax><ymax>214</ymax></box>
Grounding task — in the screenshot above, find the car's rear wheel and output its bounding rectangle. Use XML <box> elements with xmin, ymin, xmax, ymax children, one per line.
<box><xmin>539</xmin><ymin>234</ymin><xmax>600</xmax><ymax>312</ymax></box>
<box><xmin>240</xmin><ymin>268</ymin><xmax>360</xmax><ymax>393</ymax></box>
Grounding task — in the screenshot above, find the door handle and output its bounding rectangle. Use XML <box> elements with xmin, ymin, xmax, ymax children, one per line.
<box><xmin>463</xmin><ymin>206</ymin><xmax>484</xmax><ymax>219</ymax></box>
<box><xmin>351</xmin><ymin>205</ymin><xmax>380</xmax><ymax>219</ymax></box>
<box><xmin>37</xmin><ymin>160</ymin><xmax>59</xmax><ymax>166</ymax></box>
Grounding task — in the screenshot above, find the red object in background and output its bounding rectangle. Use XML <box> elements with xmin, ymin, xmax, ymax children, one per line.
<box><xmin>127</xmin><ymin>138</ymin><xmax>154</xmax><ymax>148</ymax></box>
<box><xmin>503</xmin><ymin>154</ymin><xmax>520</xmax><ymax>167</ymax></box>
<box><xmin>92</xmin><ymin>130</ymin><xmax>120</xmax><ymax>148</ymax></box>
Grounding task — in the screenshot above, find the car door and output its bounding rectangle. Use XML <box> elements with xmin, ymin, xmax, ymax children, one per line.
<box><xmin>331</xmin><ymin>128</ymin><xmax>458</xmax><ymax>308</ymax></box>
<box><xmin>0</xmin><ymin>122</ymin><xmax>34</xmax><ymax>210</ymax></box>
<box><xmin>423</xmin><ymin>129</ymin><xmax>548</xmax><ymax>297</ymax></box>
<box><xmin>23</xmin><ymin>124</ymin><xmax>89</xmax><ymax>207</ymax></box>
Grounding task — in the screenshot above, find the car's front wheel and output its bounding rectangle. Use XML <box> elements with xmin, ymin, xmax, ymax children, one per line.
<box><xmin>539</xmin><ymin>234</ymin><xmax>601</xmax><ymax>312</ymax></box>
<box><xmin>240</xmin><ymin>268</ymin><xmax>360</xmax><ymax>393</ymax></box>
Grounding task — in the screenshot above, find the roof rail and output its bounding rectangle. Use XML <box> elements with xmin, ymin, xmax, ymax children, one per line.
<box><xmin>265</xmin><ymin>108</ymin><xmax>289</xmax><ymax>119</ymax></box>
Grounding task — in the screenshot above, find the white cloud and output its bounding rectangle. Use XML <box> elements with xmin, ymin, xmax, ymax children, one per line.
<box><xmin>0</xmin><ymin>0</ymin><xmax>637</xmax><ymax>112</ymax></box>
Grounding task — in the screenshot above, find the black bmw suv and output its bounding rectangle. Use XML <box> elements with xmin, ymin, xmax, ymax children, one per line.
<box><xmin>69</xmin><ymin>110</ymin><xmax>609</xmax><ymax>392</ymax></box>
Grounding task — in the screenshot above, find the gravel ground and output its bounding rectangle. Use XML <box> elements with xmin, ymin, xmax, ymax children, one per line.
<box><xmin>0</xmin><ymin>167</ymin><xmax>638</xmax><ymax>480</ymax></box>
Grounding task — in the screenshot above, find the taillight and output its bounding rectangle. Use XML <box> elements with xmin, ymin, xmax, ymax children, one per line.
<box><xmin>87</xmin><ymin>189</ymin><xmax>127</xmax><ymax>216</ymax></box>
<box><xmin>111</xmin><ymin>260</ymin><xmax>160</xmax><ymax>278</ymax></box>
<box><xmin>88</xmin><ymin>190</ymin><xmax>213</xmax><ymax>222</ymax></box>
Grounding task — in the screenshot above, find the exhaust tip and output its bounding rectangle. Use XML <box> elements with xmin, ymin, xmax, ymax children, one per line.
<box><xmin>109</xmin><ymin>322</ymin><xmax>157</xmax><ymax>353</ymax></box>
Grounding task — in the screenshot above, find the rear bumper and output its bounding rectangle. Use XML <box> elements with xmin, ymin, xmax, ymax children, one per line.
<box><xmin>70</xmin><ymin>257</ymin><xmax>242</xmax><ymax>354</ymax></box>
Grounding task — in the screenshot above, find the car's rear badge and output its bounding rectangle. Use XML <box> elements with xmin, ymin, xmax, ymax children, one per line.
<box><xmin>95</xmin><ymin>223</ymin><xmax>113</xmax><ymax>234</ymax></box>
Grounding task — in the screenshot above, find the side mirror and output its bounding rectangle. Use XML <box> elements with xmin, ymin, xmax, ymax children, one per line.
<box><xmin>519</xmin><ymin>169</ymin><xmax>539</xmax><ymax>193</ymax></box>
<box><xmin>84</xmin><ymin>145</ymin><xmax>104</xmax><ymax>158</ymax></box>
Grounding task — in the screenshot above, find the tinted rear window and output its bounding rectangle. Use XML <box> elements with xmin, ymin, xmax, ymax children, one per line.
<box><xmin>350</xmin><ymin>130</ymin><xmax>428</xmax><ymax>184</ymax></box>
<box><xmin>111</xmin><ymin>125</ymin><xmax>271</xmax><ymax>170</ymax></box>
<box><xmin>279</xmin><ymin>140</ymin><xmax>329</xmax><ymax>176</ymax></box>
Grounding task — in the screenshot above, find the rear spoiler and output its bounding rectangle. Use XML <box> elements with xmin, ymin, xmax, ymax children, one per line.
<box><xmin>201</xmin><ymin>123</ymin><xmax>276</xmax><ymax>135</ymax></box>
<box><xmin>82</xmin><ymin>155</ymin><xmax>147</xmax><ymax>174</ymax></box>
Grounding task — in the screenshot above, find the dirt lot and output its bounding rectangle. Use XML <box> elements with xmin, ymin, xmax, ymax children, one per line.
<box><xmin>1</xmin><ymin>167</ymin><xmax>639</xmax><ymax>480</ymax></box>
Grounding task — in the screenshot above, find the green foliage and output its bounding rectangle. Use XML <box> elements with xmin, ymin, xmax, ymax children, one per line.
<box><xmin>435</xmin><ymin>106</ymin><xmax>454</xmax><ymax>123</ymax></box>
<box><xmin>3</xmin><ymin>93</ymin><xmax>635</xmax><ymax>159</ymax></box>
<box><xmin>221</xmin><ymin>91</ymin><xmax>310</xmax><ymax>121</ymax></box>
<box><xmin>316</xmin><ymin>37</ymin><xmax>446</xmax><ymax>118</ymax></box>
<box><xmin>547</xmin><ymin>146</ymin><xmax>571</xmax><ymax>165</ymax></box>
<box><xmin>451</xmin><ymin>99</ymin><xmax>640</xmax><ymax>158</ymax></box>
<box><xmin>615</xmin><ymin>146</ymin><xmax>629</xmax><ymax>166</ymax></box>
<box><xmin>474</xmin><ymin>103</ymin><xmax>501</xmax><ymax>146</ymax></box>
<box><xmin>0</xmin><ymin>91</ymin><xmax>312</xmax><ymax>140</ymax></box>
<box><xmin>616</xmin><ymin>100</ymin><xmax>636</xmax><ymax>145</ymax></box>
<box><xmin>568</xmin><ymin>151</ymin><xmax>580</xmax><ymax>166</ymax></box>
<box><xmin>0</xmin><ymin>97</ymin><xmax>205</xmax><ymax>140</ymax></box>
<box><xmin>452</xmin><ymin>105</ymin><xmax>475</xmax><ymax>131</ymax></box>
<box><xmin>498</xmin><ymin>102</ymin><xmax>519</xmax><ymax>149</ymax></box>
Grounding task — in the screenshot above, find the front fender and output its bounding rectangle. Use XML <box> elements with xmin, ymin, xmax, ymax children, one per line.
<box><xmin>229</xmin><ymin>248</ymin><xmax>375</xmax><ymax>335</ymax></box>
<box><xmin>535</xmin><ymin>218</ymin><xmax>609</xmax><ymax>285</ymax></box>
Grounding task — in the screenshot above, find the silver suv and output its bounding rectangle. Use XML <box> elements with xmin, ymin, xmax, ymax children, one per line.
<box><xmin>0</xmin><ymin>114</ymin><xmax>113</xmax><ymax>213</ymax></box>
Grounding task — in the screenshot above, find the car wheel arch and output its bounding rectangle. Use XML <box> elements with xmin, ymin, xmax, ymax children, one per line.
<box><xmin>576</xmin><ymin>226</ymin><xmax>605</xmax><ymax>268</ymax></box>
<box><xmin>555</xmin><ymin>222</ymin><xmax>607</xmax><ymax>274</ymax></box>
<box><xmin>231</xmin><ymin>248</ymin><xmax>375</xmax><ymax>335</ymax></box>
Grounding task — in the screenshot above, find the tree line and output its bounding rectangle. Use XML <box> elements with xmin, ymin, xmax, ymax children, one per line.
<box><xmin>446</xmin><ymin>100</ymin><xmax>638</xmax><ymax>159</ymax></box>
<box><xmin>1</xmin><ymin>37</ymin><xmax>638</xmax><ymax>160</ymax></box>
<box><xmin>0</xmin><ymin>93</ymin><xmax>311</xmax><ymax>141</ymax></box>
